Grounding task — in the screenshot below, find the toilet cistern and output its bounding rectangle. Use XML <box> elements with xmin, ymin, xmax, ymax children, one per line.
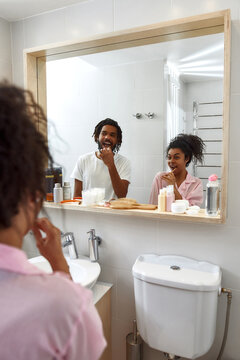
<box><xmin>132</xmin><ymin>254</ymin><xmax>221</xmax><ymax>359</ymax></box>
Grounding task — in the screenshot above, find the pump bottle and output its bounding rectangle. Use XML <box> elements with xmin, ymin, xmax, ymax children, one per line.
<box><xmin>166</xmin><ymin>185</ymin><xmax>175</xmax><ymax>212</ymax></box>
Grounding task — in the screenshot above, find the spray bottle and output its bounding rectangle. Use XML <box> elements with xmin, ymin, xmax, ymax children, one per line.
<box><xmin>205</xmin><ymin>174</ymin><xmax>220</xmax><ymax>216</ymax></box>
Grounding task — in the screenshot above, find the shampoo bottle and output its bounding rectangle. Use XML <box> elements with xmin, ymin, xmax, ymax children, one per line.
<box><xmin>63</xmin><ymin>181</ymin><xmax>71</xmax><ymax>200</ymax></box>
<box><xmin>158</xmin><ymin>188</ymin><xmax>166</xmax><ymax>212</ymax></box>
<box><xmin>53</xmin><ymin>183</ymin><xmax>63</xmax><ymax>203</ymax></box>
<box><xmin>166</xmin><ymin>185</ymin><xmax>175</xmax><ymax>212</ymax></box>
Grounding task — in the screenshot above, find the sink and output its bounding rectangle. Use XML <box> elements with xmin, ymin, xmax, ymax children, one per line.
<box><xmin>28</xmin><ymin>255</ymin><xmax>101</xmax><ymax>289</ymax></box>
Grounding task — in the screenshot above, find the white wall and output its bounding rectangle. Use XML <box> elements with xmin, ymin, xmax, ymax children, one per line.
<box><xmin>11</xmin><ymin>1</ymin><xmax>240</xmax><ymax>359</ymax></box>
<box><xmin>0</xmin><ymin>17</ymin><xmax>12</xmax><ymax>81</ymax></box>
<box><xmin>47</xmin><ymin>57</ymin><xmax>164</xmax><ymax>203</ymax></box>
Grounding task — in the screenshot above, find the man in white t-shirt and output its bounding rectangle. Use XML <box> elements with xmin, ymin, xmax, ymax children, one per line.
<box><xmin>71</xmin><ymin>118</ymin><xmax>131</xmax><ymax>200</ymax></box>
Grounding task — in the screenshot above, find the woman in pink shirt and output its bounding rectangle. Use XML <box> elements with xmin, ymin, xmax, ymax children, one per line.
<box><xmin>149</xmin><ymin>134</ymin><xmax>205</xmax><ymax>206</ymax></box>
<box><xmin>0</xmin><ymin>83</ymin><xmax>106</xmax><ymax>360</ymax></box>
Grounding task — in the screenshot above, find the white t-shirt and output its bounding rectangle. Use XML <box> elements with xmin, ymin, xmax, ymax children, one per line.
<box><xmin>71</xmin><ymin>151</ymin><xmax>131</xmax><ymax>200</ymax></box>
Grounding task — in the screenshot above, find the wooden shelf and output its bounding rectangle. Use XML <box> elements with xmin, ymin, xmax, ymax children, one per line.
<box><xmin>43</xmin><ymin>201</ymin><xmax>222</xmax><ymax>224</ymax></box>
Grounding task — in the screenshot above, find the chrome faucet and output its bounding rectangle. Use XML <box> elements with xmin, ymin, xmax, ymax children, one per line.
<box><xmin>87</xmin><ymin>229</ymin><xmax>102</xmax><ymax>262</ymax></box>
<box><xmin>61</xmin><ymin>231</ymin><xmax>78</xmax><ymax>259</ymax></box>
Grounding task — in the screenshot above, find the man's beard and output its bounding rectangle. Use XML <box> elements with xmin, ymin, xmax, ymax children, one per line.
<box><xmin>97</xmin><ymin>140</ymin><xmax>117</xmax><ymax>153</ymax></box>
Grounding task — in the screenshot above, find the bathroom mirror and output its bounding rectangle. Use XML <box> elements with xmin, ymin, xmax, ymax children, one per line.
<box><xmin>24</xmin><ymin>9</ymin><xmax>230</xmax><ymax>223</ymax></box>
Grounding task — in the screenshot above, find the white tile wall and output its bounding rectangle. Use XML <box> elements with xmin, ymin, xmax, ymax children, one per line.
<box><xmin>65</xmin><ymin>0</ymin><xmax>113</xmax><ymax>39</ymax></box>
<box><xmin>0</xmin><ymin>59</ymin><xmax>12</xmax><ymax>81</ymax></box>
<box><xmin>0</xmin><ymin>17</ymin><xmax>11</xmax><ymax>82</ymax></box>
<box><xmin>229</xmin><ymin>94</ymin><xmax>240</xmax><ymax>162</ymax></box>
<box><xmin>24</xmin><ymin>9</ymin><xmax>67</xmax><ymax>48</ymax></box>
<box><xmin>230</xmin><ymin>19</ymin><xmax>240</xmax><ymax>94</ymax></box>
<box><xmin>114</xmin><ymin>0</ymin><xmax>174</xmax><ymax>30</ymax></box>
<box><xmin>9</xmin><ymin>0</ymin><xmax>240</xmax><ymax>359</ymax></box>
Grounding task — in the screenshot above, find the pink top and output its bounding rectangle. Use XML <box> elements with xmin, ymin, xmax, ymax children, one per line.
<box><xmin>0</xmin><ymin>243</ymin><xmax>106</xmax><ymax>360</ymax></box>
<box><xmin>149</xmin><ymin>171</ymin><xmax>203</xmax><ymax>206</ymax></box>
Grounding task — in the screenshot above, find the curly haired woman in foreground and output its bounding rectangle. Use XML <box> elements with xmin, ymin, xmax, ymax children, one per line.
<box><xmin>0</xmin><ymin>82</ymin><xmax>106</xmax><ymax>360</ymax></box>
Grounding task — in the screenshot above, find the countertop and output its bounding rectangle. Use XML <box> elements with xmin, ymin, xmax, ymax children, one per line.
<box><xmin>92</xmin><ymin>281</ymin><xmax>112</xmax><ymax>305</ymax></box>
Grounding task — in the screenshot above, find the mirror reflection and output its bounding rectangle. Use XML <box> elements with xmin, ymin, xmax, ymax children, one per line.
<box><xmin>46</xmin><ymin>32</ymin><xmax>224</xmax><ymax>205</ymax></box>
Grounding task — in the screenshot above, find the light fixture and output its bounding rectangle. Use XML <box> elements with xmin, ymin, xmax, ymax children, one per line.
<box><xmin>180</xmin><ymin>43</ymin><xmax>224</xmax><ymax>63</ymax></box>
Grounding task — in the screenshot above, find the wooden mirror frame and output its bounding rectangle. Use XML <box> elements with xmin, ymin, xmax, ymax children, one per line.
<box><xmin>24</xmin><ymin>9</ymin><xmax>231</xmax><ymax>224</ymax></box>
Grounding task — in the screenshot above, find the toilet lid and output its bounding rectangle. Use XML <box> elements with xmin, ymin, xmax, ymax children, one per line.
<box><xmin>132</xmin><ymin>254</ymin><xmax>221</xmax><ymax>291</ymax></box>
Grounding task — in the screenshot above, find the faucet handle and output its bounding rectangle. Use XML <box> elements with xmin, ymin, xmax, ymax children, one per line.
<box><xmin>95</xmin><ymin>236</ymin><xmax>102</xmax><ymax>246</ymax></box>
<box><xmin>62</xmin><ymin>239</ymin><xmax>72</xmax><ymax>247</ymax></box>
<box><xmin>87</xmin><ymin>229</ymin><xmax>95</xmax><ymax>237</ymax></box>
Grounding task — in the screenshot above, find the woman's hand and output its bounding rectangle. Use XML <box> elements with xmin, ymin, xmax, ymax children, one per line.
<box><xmin>32</xmin><ymin>218</ymin><xmax>70</xmax><ymax>276</ymax></box>
<box><xmin>161</xmin><ymin>170</ymin><xmax>183</xmax><ymax>200</ymax></box>
<box><xmin>161</xmin><ymin>170</ymin><xmax>176</xmax><ymax>185</ymax></box>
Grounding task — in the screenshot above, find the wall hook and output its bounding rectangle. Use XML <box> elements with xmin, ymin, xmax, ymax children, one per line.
<box><xmin>132</xmin><ymin>113</ymin><xmax>142</xmax><ymax>119</ymax></box>
<box><xmin>145</xmin><ymin>112</ymin><xmax>154</xmax><ymax>119</ymax></box>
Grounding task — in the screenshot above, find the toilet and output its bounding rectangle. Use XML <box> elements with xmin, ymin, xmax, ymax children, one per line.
<box><xmin>132</xmin><ymin>254</ymin><xmax>221</xmax><ymax>359</ymax></box>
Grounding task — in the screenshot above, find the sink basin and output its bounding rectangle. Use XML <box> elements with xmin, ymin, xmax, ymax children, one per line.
<box><xmin>28</xmin><ymin>255</ymin><xmax>100</xmax><ymax>289</ymax></box>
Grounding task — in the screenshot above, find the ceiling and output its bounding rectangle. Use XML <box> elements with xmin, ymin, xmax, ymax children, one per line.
<box><xmin>0</xmin><ymin>0</ymin><xmax>86</xmax><ymax>21</ymax></box>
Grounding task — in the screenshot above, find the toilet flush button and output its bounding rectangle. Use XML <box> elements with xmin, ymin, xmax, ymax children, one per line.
<box><xmin>170</xmin><ymin>265</ymin><xmax>181</xmax><ymax>270</ymax></box>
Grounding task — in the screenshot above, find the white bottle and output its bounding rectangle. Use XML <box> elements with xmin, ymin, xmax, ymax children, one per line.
<box><xmin>63</xmin><ymin>181</ymin><xmax>71</xmax><ymax>200</ymax></box>
<box><xmin>53</xmin><ymin>183</ymin><xmax>63</xmax><ymax>203</ymax></box>
<box><xmin>166</xmin><ymin>185</ymin><xmax>175</xmax><ymax>212</ymax></box>
<box><xmin>205</xmin><ymin>174</ymin><xmax>220</xmax><ymax>216</ymax></box>
<box><xmin>158</xmin><ymin>188</ymin><xmax>166</xmax><ymax>212</ymax></box>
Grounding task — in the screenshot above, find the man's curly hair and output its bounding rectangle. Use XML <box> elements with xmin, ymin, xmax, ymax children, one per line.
<box><xmin>0</xmin><ymin>82</ymin><xmax>53</xmax><ymax>229</ymax></box>
<box><xmin>92</xmin><ymin>118</ymin><xmax>122</xmax><ymax>153</ymax></box>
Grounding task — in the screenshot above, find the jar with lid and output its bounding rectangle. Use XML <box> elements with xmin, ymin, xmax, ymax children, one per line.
<box><xmin>63</xmin><ymin>181</ymin><xmax>71</xmax><ymax>200</ymax></box>
<box><xmin>53</xmin><ymin>183</ymin><xmax>63</xmax><ymax>203</ymax></box>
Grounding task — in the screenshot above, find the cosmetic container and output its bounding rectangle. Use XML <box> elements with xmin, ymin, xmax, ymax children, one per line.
<box><xmin>45</xmin><ymin>168</ymin><xmax>54</xmax><ymax>201</ymax></box>
<box><xmin>158</xmin><ymin>188</ymin><xmax>166</xmax><ymax>212</ymax></box>
<box><xmin>171</xmin><ymin>201</ymin><xmax>186</xmax><ymax>214</ymax></box>
<box><xmin>82</xmin><ymin>188</ymin><xmax>105</xmax><ymax>206</ymax></box>
<box><xmin>63</xmin><ymin>181</ymin><xmax>71</xmax><ymax>200</ymax></box>
<box><xmin>166</xmin><ymin>185</ymin><xmax>175</xmax><ymax>212</ymax></box>
<box><xmin>175</xmin><ymin>199</ymin><xmax>189</xmax><ymax>208</ymax></box>
<box><xmin>186</xmin><ymin>206</ymin><xmax>200</xmax><ymax>215</ymax></box>
<box><xmin>53</xmin><ymin>183</ymin><xmax>63</xmax><ymax>203</ymax></box>
<box><xmin>205</xmin><ymin>174</ymin><xmax>220</xmax><ymax>216</ymax></box>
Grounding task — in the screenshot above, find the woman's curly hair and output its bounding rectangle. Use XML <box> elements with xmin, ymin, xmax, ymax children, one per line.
<box><xmin>167</xmin><ymin>133</ymin><xmax>205</xmax><ymax>167</ymax></box>
<box><xmin>0</xmin><ymin>82</ymin><xmax>53</xmax><ymax>229</ymax></box>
